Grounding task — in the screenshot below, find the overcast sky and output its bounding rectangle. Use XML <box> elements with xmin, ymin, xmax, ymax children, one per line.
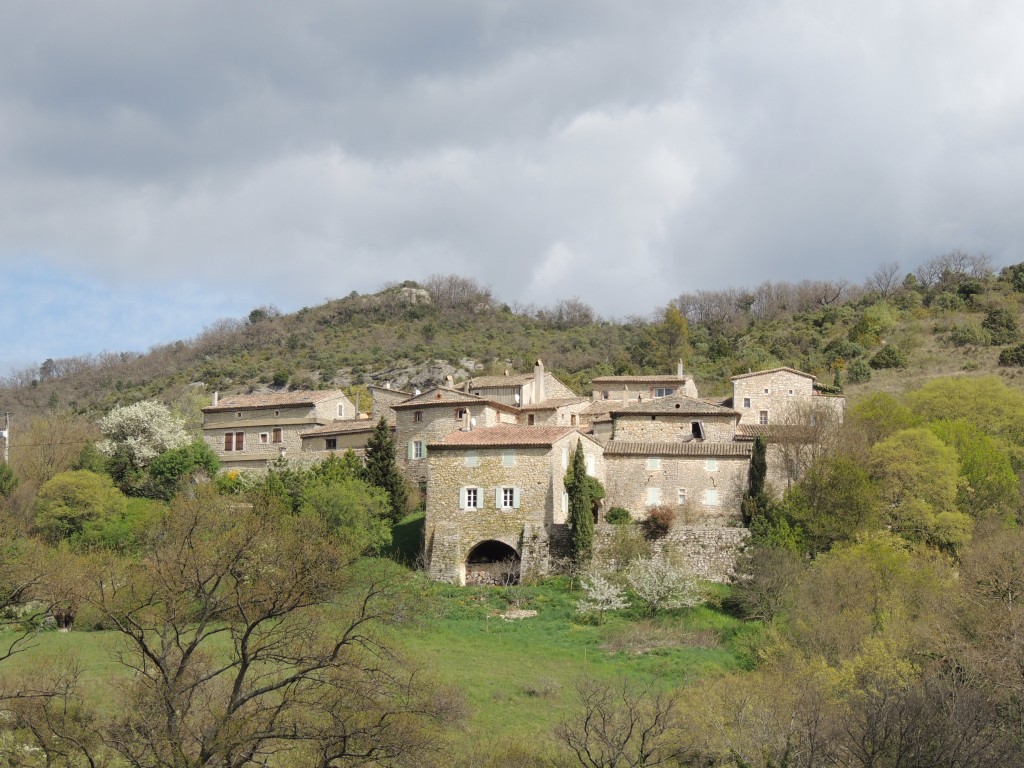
<box><xmin>3</xmin><ymin>1</ymin><xmax>1023</xmax><ymax>374</ymax></box>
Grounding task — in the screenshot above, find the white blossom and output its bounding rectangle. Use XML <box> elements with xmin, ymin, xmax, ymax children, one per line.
<box><xmin>625</xmin><ymin>557</ymin><xmax>703</xmax><ymax>616</ymax></box>
<box><xmin>98</xmin><ymin>400</ymin><xmax>190</xmax><ymax>468</ymax></box>
<box><xmin>576</xmin><ymin>572</ymin><xmax>629</xmax><ymax>623</ymax></box>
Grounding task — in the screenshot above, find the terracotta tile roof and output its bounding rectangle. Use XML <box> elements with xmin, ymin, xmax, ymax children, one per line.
<box><xmin>734</xmin><ymin>425</ymin><xmax>818</xmax><ymax>442</ymax></box>
<box><xmin>518</xmin><ymin>397</ymin><xmax>587</xmax><ymax>412</ymax></box>
<box><xmin>611</xmin><ymin>394</ymin><xmax>738</xmax><ymax>417</ymax></box>
<box><xmin>429</xmin><ymin>425</ymin><xmax>585</xmax><ymax>449</ymax></box>
<box><xmin>203</xmin><ymin>390</ymin><xmax>347</xmax><ymax>413</ymax></box>
<box><xmin>391</xmin><ymin>387</ymin><xmax>489</xmax><ymax>409</ymax></box>
<box><xmin>466</xmin><ymin>373</ymin><xmax>535</xmax><ymax>388</ymax></box>
<box><xmin>604</xmin><ymin>441</ymin><xmax>753</xmax><ymax>457</ymax></box>
<box><xmin>730</xmin><ymin>366</ymin><xmax>815</xmax><ymax>381</ymax></box>
<box><xmin>591</xmin><ymin>375</ymin><xmax>689</xmax><ymax>384</ymax></box>
<box><xmin>300</xmin><ymin>420</ymin><xmax>378</xmax><ymax>438</ymax></box>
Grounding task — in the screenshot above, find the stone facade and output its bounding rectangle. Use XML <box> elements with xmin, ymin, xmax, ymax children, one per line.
<box><xmin>368</xmin><ymin>385</ymin><xmax>413</xmax><ymax>425</ymax></box>
<box><xmin>603</xmin><ymin>444</ymin><xmax>750</xmax><ymax>525</ymax></box>
<box><xmin>591</xmin><ymin>362</ymin><xmax>699</xmax><ymax>402</ymax></box>
<box><xmin>424</xmin><ymin>426</ymin><xmax>605</xmax><ymax>584</ymax></box>
<box><xmin>202</xmin><ymin>390</ymin><xmax>356</xmax><ymax>472</ymax></box>
<box><xmin>465</xmin><ymin>360</ymin><xmax>577</xmax><ymax>407</ymax></box>
<box><xmin>733</xmin><ymin>367</ymin><xmax>816</xmax><ymax>426</ymax></box>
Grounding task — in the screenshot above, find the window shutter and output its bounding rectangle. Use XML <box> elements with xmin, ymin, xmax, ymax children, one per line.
<box><xmin>407</xmin><ymin>440</ymin><xmax>415</xmax><ymax>460</ymax></box>
<box><xmin>459</xmin><ymin>487</ymin><xmax>468</xmax><ymax>510</ymax></box>
<box><xmin>513</xmin><ymin>487</ymin><xmax>521</xmax><ymax>509</ymax></box>
<box><xmin>495</xmin><ymin>488</ymin><xmax>502</xmax><ymax>509</ymax></box>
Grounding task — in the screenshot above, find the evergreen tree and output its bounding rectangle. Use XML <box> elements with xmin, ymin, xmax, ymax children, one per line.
<box><xmin>362</xmin><ymin>417</ymin><xmax>407</xmax><ymax>522</ymax></box>
<box><xmin>742</xmin><ymin>435</ymin><xmax>769</xmax><ymax>525</ymax></box>
<box><xmin>565</xmin><ymin>440</ymin><xmax>594</xmax><ymax>563</ymax></box>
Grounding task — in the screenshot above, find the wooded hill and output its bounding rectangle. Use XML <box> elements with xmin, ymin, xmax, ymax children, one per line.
<box><xmin>5</xmin><ymin>253</ymin><xmax>1024</xmax><ymax>423</ymax></box>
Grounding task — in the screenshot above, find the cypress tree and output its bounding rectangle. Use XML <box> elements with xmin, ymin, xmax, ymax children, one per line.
<box><xmin>742</xmin><ymin>435</ymin><xmax>768</xmax><ymax>525</ymax></box>
<box><xmin>565</xmin><ymin>439</ymin><xmax>594</xmax><ymax>563</ymax></box>
<box><xmin>362</xmin><ymin>417</ymin><xmax>407</xmax><ymax>522</ymax></box>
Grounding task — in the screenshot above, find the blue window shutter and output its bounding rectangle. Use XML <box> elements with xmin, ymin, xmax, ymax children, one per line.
<box><xmin>513</xmin><ymin>487</ymin><xmax>521</xmax><ymax>509</ymax></box>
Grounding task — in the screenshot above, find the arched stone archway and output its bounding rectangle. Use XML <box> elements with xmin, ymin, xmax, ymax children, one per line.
<box><xmin>464</xmin><ymin>540</ymin><xmax>521</xmax><ymax>585</ymax></box>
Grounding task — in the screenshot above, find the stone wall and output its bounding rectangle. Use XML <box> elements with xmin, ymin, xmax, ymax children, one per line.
<box><xmin>733</xmin><ymin>369</ymin><xmax>814</xmax><ymax>426</ymax></box>
<box><xmin>611</xmin><ymin>413</ymin><xmax>737</xmax><ymax>443</ymax></box>
<box><xmin>604</xmin><ymin>453</ymin><xmax>748</xmax><ymax>525</ymax></box>
<box><xmin>594</xmin><ymin>524</ymin><xmax>748</xmax><ymax>582</ymax></box>
<box><xmin>369</xmin><ymin>386</ymin><xmax>411</xmax><ymax>424</ymax></box>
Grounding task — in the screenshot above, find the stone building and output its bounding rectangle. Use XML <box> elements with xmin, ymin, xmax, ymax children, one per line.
<box><xmin>392</xmin><ymin>387</ymin><xmax>519</xmax><ymax>486</ymax></box>
<box><xmin>201</xmin><ymin>390</ymin><xmax>357</xmax><ymax>471</ymax></box>
<box><xmin>591</xmin><ymin>361</ymin><xmax>699</xmax><ymax>402</ymax></box>
<box><xmin>424</xmin><ymin>425</ymin><xmax>605</xmax><ymax>585</ymax></box>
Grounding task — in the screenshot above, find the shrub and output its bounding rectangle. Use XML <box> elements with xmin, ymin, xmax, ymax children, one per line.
<box><xmin>625</xmin><ymin>557</ymin><xmax>703</xmax><ymax>615</ymax></box>
<box><xmin>982</xmin><ymin>307</ymin><xmax>1019</xmax><ymax>345</ymax></box>
<box><xmin>642</xmin><ymin>505</ymin><xmax>675</xmax><ymax>539</ymax></box>
<box><xmin>998</xmin><ymin>344</ymin><xmax>1024</xmax><ymax>367</ymax></box>
<box><xmin>950</xmin><ymin>322</ymin><xmax>992</xmax><ymax>347</ymax></box>
<box><xmin>932</xmin><ymin>292</ymin><xmax>965</xmax><ymax>311</ymax></box>
<box><xmin>272</xmin><ymin>368</ymin><xmax>291</xmax><ymax>387</ymax></box>
<box><xmin>847</xmin><ymin>359</ymin><xmax>872</xmax><ymax>383</ymax></box>
<box><xmin>605</xmin><ymin>507</ymin><xmax>632</xmax><ymax>525</ymax></box>
<box><xmin>869</xmin><ymin>345</ymin><xmax>907</xmax><ymax>369</ymax></box>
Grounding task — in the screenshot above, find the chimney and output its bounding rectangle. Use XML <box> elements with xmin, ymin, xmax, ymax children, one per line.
<box><xmin>446</xmin><ymin>375</ymin><xmax>454</xmax><ymax>387</ymax></box>
<box><xmin>534</xmin><ymin>359</ymin><xmax>545</xmax><ymax>403</ymax></box>
<box><xmin>462</xmin><ymin>409</ymin><xmax>471</xmax><ymax>431</ymax></box>
<box><xmin>212</xmin><ymin>391</ymin><xmax>219</xmax><ymax>406</ymax></box>
<box><xmin>677</xmin><ymin>359</ymin><xmax>684</xmax><ymax>379</ymax></box>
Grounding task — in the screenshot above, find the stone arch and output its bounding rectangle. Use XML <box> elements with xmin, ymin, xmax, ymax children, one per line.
<box><xmin>464</xmin><ymin>539</ymin><xmax>521</xmax><ymax>586</ymax></box>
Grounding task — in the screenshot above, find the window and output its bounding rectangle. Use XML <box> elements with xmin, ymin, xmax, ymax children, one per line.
<box><xmin>337</xmin><ymin>404</ymin><xmax>345</xmax><ymax>417</ymax></box>
<box><xmin>413</xmin><ymin>441</ymin><xmax>425</xmax><ymax>460</ymax></box>
<box><xmin>236</xmin><ymin>412</ymin><xmax>242</xmax><ymax>419</ymax></box>
<box><xmin>653</xmin><ymin>387</ymin><xmax>674</xmax><ymax>397</ymax></box>
<box><xmin>464</xmin><ymin>451</ymin><xmax>479</xmax><ymax>468</ymax></box>
<box><xmin>272</xmin><ymin>427</ymin><xmax>283</xmax><ymax>444</ymax></box>
<box><xmin>677</xmin><ymin>488</ymin><xmax>687</xmax><ymax>504</ymax></box>
<box><xmin>224</xmin><ymin>432</ymin><xmax>244</xmax><ymax>452</ymax></box>
<box><xmin>455</xmin><ymin>408</ymin><xmax>467</xmax><ymax>420</ymax></box>
<box><xmin>496</xmin><ymin>487</ymin><xmax>520</xmax><ymax>509</ymax></box>
<box><xmin>691</xmin><ymin>421</ymin><xmax>705</xmax><ymax>439</ymax></box>
<box><xmin>259</xmin><ymin>432</ymin><xmax>269</xmax><ymax>444</ymax></box>
<box><xmin>759</xmin><ymin>410</ymin><xmax>769</xmax><ymax>425</ymax></box>
<box><xmin>763</xmin><ymin>388</ymin><xmax>770</xmax><ymax>394</ymax></box>
<box><xmin>788</xmin><ymin>389</ymin><xmax>794</xmax><ymax>396</ymax></box>
<box><xmin>646</xmin><ymin>487</ymin><xmax>661</xmax><ymax>506</ymax></box>
<box><xmin>705</xmin><ymin>459</ymin><xmax>718</xmax><ymax>471</ymax></box>
<box><xmin>570</xmin><ymin>414</ymin><xmax>578</xmax><ymax>426</ymax></box>
<box><xmin>502</xmin><ymin>450</ymin><xmax>515</xmax><ymax>467</ymax></box>
<box><xmin>325</xmin><ymin>438</ymin><xmax>337</xmax><ymax>450</ymax></box>
<box><xmin>274</xmin><ymin>410</ymin><xmax>280</xmax><ymax>417</ymax></box>
<box><xmin>460</xmin><ymin>487</ymin><xmax>481</xmax><ymax>510</ymax></box>
<box><xmin>646</xmin><ymin>456</ymin><xmax>662</xmax><ymax>471</ymax></box>
<box><xmin>703</xmin><ymin>489</ymin><xmax>720</xmax><ymax>506</ymax></box>
<box><xmin>527</xmin><ymin>414</ymin><xmax>536</xmax><ymax>425</ymax></box>
<box><xmin>413</xmin><ymin>411</ymin><xmax>423</xmax><ymax>423</ymax></box>
<box><xmin>601</xmin><ymin>390</ymin><xmax>610</xmax><ymax>400</ymax></box>
<box><xmin>742</xmin><ymin>397</ymin><xmax>751</xmax><ymax>409</ymax></box>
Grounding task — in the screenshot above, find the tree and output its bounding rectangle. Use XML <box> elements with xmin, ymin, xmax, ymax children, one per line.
<box><xmin>565</xmin><ymin>440</ymin><xmax>594</xmax><ymax>564</ymax></box>
<box><xmin>625</xmin><ymin>557</ymin><xmax>702</xmax><ymax>616</ymax></box>
<box><xmin>33</xmin><ymin>470</ymin><xmax>127</xmax><ymax>544</ymax></box>
<box><xmin>742</xmin><ymin>436</ymin><xmax>768</xmax><ymax>525</ymax></box>
<box><xmin>362</xmin><ymin>417</ymin><xmax>408</xmax><ymax>522</ymax></box>
<box><xmin>576</xmin><ymin>572</ymin><xmax>628</xmax><ymax>625</ymax></box>
<box><xmin>555</xmin><ymin>678</ymin><xmax>694</xmax><ymax>768</ymax></box>
<box><xmin>300</xmin><ymin>475</ymin><xmax>393</xmax><ymax>554</ymax></box>
<box><xmin>144</xmin><ymin>440</ymin><xmax>220</xmax><ymax>500</ymax></box>
<box><xmin>0</xmin><ymin>463</ymin><xmax>17</xmax><ymax>499</ymax></box>
<box><xmin>77</xmin><ymin>488</ymin><xmax>453</xmax><ymax>768</ymax></box>
<box><xmin>97</xmin><ymin>400</ymin><xmax>190</xmax><ymax>481</ymax></box>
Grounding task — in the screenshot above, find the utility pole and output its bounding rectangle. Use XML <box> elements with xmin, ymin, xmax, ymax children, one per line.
<box><xmin>1</xmin><ymin>412</ymin><xmax>8</xmax><ymax>464</ymax></box>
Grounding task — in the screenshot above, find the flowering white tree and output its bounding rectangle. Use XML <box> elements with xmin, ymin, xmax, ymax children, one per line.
<box><xmin>626</xmin><ymin>557</ymin><xmax>703</xmax><ymax>616</ymax></box>
<box><xmin>97</xmin><ymin>400</ymin><xmax>190</xmax><ymax>470</ymax></box>
<box><xmin>576</xmin><ymin>572</ymin><xmax>629</xmax><ymax>624</ymax></box>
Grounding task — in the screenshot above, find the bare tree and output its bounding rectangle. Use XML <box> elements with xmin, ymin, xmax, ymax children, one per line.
<box><xmin>422</xmin><ymin>274</ymin><xmax>493</xmax><ymax>311</ymax></box>
<box><xmin>555</xmin><ymin>678</ymin><xmax>694</xmax><ymax>768</ymax></box>
<box><xmin>67</xmin><ymin>489</ymin><xmax>456</xmax><ymax>768</ymax></box>
<box><xmin>865</xmin><ymin>262</ymin><xmax>902</xmax><ymax>298</ymax></box>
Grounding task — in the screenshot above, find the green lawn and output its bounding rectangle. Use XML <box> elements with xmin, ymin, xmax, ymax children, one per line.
<box><xmin>0</xmin><ymin>568</ymin><xmax>755</xmax><ymax>752</ymax></box>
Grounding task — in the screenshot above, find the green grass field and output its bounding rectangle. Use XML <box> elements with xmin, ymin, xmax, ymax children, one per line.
<box><xmin>0</xmin><ymin>564</ymin><xmax>755</xmax><ymax>754</ymax></box>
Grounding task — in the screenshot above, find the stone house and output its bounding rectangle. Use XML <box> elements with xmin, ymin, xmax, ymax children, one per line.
<box><xmin>464</xmin><ymin>359</ymin><xmax>577</xmax><ymax>408</ymax></box>
<box><xmin>300</xmin><ymin>420</ymin><xmax>377</xmax><ymax>455</ymax></box>
<box><xmin>368</xmin><ymin>384</ymin><xmax>413</xmax><ymax>425</ymax></box>
<box><xmin>424</xmin><ymin>425</ymin><xmax>605</xmax><ymax>585</ymax></box>
<box><xmin>729</xmin><ymin>367</ymin><xmax>846</xmax><ymax>492</ymax></box>
<box><xmin>591</xmin><ymin>362</ymin><xmax>699</xmax><ymax>403</ymax></box>
<box><xmin>392</xmin><ymin>387</ymin><xmax>519</xmax><ymax>486</ymax></box>
<box><xmin>201</xmin><ymin>390</ymin><xmax>357</xmax><ymax>471</ymax></box>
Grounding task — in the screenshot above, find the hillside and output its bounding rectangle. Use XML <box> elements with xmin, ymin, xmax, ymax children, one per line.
<box><xmin>4</xmin><ymin>256</ymin><xmax>1024</xmax><ymax>424</ymax></box>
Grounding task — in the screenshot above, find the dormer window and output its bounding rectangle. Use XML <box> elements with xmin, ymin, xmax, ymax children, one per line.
<box><xmin>691</xmin><ymin>422</ymin><xmax>705</xmax><ymax>440</ymax></box>
<box><xmin>455</xmin><ymin>408</ymin><xmax>467</xmax><ymax>420</ymax></box>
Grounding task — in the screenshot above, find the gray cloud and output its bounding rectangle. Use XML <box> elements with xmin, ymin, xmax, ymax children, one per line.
<box><xmin>3</xmin><ymin>0</ymin><xmax>1024</xmax><ymax>367</ymax></box>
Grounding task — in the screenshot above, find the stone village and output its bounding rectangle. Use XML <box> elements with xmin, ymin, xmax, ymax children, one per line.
<box><xmin>201</xmin><ymin>363</ymin><xmax>845</xmax><ymax>585</ymax></box>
